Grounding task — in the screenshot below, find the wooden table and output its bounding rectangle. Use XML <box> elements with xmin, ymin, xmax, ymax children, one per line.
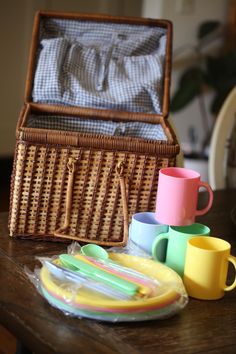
<box><xmin>1</xmin><ymin>189</ymin><xmax>236</xmax><ymax>354</ymax></box>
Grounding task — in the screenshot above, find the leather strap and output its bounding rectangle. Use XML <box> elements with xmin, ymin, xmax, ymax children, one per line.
<box><xmin>54</xmin><ymin>157</ymin><xmax>129</xmax><ymax>244</ymax></box>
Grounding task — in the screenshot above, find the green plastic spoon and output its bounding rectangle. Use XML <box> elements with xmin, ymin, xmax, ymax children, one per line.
<box><xmin>81</xmin><ymin>244</ymin><xmax>109</xmax><ymax>260</ymax></box>
<box><xmin>59</xmin><ymin>254</ymin><xmax>138</xmax><ymax>296</ymax></box>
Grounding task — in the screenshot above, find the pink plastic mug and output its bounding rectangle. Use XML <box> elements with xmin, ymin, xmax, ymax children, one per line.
<box><xmin>155</xmin><ymin>167</ymin><xmax>213</xmax><ymax>226</ymax></box>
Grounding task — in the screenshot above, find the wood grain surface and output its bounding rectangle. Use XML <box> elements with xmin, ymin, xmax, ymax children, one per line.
<box><xmin>0</xmin><ymin>190</ymin><xmax>236</xmax><ymax>354</ymax></box>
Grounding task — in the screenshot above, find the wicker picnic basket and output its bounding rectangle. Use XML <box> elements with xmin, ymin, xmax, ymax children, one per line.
<box><xmin>8</xmin><ymin>11</ymin><xmax>179</xmax><ymax>246</ymax></box>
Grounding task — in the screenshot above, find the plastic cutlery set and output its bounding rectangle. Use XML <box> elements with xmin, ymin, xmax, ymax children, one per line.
<box><xmin>33</xmin><ymin>245</ymin><xmax>188</xmax><ymax>322</ymax></box>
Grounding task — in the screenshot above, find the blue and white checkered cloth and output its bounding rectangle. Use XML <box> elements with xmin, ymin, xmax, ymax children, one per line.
<box><xmin>32</xmin><ymin>18</ymin><xmax>167</xmax><ymax>114</ymax></box>
<box><xmin>27</xmin><ymin>114</ymin><xmax>167</xmax><ymax>141</ymax></box>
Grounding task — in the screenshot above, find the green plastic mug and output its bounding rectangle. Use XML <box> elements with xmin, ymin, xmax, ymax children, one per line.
<box><xmin>152</xmin><ymin>223</ymin><xmax>210</xmax><ymax>277</ymax></box>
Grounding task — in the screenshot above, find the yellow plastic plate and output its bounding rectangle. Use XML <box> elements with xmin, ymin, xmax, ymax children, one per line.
<box><xmin>40</xmin><ymin>253</ymin><xmax>187</xmax><ymax>313</ymax></box>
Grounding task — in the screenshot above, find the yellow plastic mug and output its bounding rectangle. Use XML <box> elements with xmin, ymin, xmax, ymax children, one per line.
<box><xmin>183</xmin><ymin>236</ymin><xmax>236</xmax><ymax>300</ymax></box>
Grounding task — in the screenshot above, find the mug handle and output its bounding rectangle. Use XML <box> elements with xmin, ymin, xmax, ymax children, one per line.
<box><xmin>152</xmin><ymin>233</ymin><xmax>169</xmax><ymax>262</ymax></box>
<box><xmin>224</xmin><ymin>255</ymin><xmax>236</xmax><ymax>292</ymax></box>
<box><xmin>195</xmin><ymin>181</ymin><xmax>214</xmax><ymax>216</ymax></box>
<box><xmin>128</xmin><ymin>223</ymin><xmax>132</xmax><ymax>238</ymax></box>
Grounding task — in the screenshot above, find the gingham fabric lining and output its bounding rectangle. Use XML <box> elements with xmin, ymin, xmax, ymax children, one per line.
<box><xmin>32</xmin><ymin>18</ymin><xmax>167</xmax><ymax>114</ymax></box>
<box><xmin>27</xmin><ymin>114</ymin><xmax>167</xmax><ymax>141</ymax></box>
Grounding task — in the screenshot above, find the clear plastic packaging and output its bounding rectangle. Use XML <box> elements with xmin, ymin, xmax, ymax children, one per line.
<box><xmin>26</xmin><ymin>242</ymin><xmax>188</xmax><ymax>322</ymax></box>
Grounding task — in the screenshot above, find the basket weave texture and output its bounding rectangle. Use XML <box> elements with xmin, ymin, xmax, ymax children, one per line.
<box><xmin>9</xmin><ymin>140</ymin><xmax>176</xmax><ymax>245</ymax></box>
<box><xmin>8</xmin><ymin>11</ymin><xmax>179</xmax><ymax>246</ymax></box>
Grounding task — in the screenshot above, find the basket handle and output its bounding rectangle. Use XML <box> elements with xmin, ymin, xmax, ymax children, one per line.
<box><xmin>116</xmin><ymin>161</ymin><xmax>129</xmax><ymax>243</ymax></box>
<box><xmin>54</xmin><ymin>158</ymin><xmax>129</xmax><ymax>244</ymax></box>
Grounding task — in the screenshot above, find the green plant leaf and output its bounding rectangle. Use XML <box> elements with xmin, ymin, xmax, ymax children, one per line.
<box><xmin>210</xmin><ymin>87</ymin><xmax>236</xmax><ymax>115</ymax></box>
<box><xmin>170</xmin><ymin>67</ymin><xmax>204</xmax><ymax>112</ymax></box>
<box><xmin>197</xmin><ymin>21</ymin><xmax>221</xmax><ymax>39</ymax></box>
<box><xmin>205</xmin><ymin>50</ymin><xmax>236</xmax><ymax>89</ymax></box>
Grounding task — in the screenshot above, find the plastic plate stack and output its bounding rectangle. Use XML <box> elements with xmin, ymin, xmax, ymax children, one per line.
<box><xmin>39</xmin><ymin>253</ymin><xmax>188</xmax><ymax>322</ymax></box>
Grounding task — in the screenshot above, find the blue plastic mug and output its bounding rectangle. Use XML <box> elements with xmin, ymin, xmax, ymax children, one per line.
<box><xmin>129</xmin><ymin>212</ymin><xmax>168</xmax><ymax>259</ymax></box>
